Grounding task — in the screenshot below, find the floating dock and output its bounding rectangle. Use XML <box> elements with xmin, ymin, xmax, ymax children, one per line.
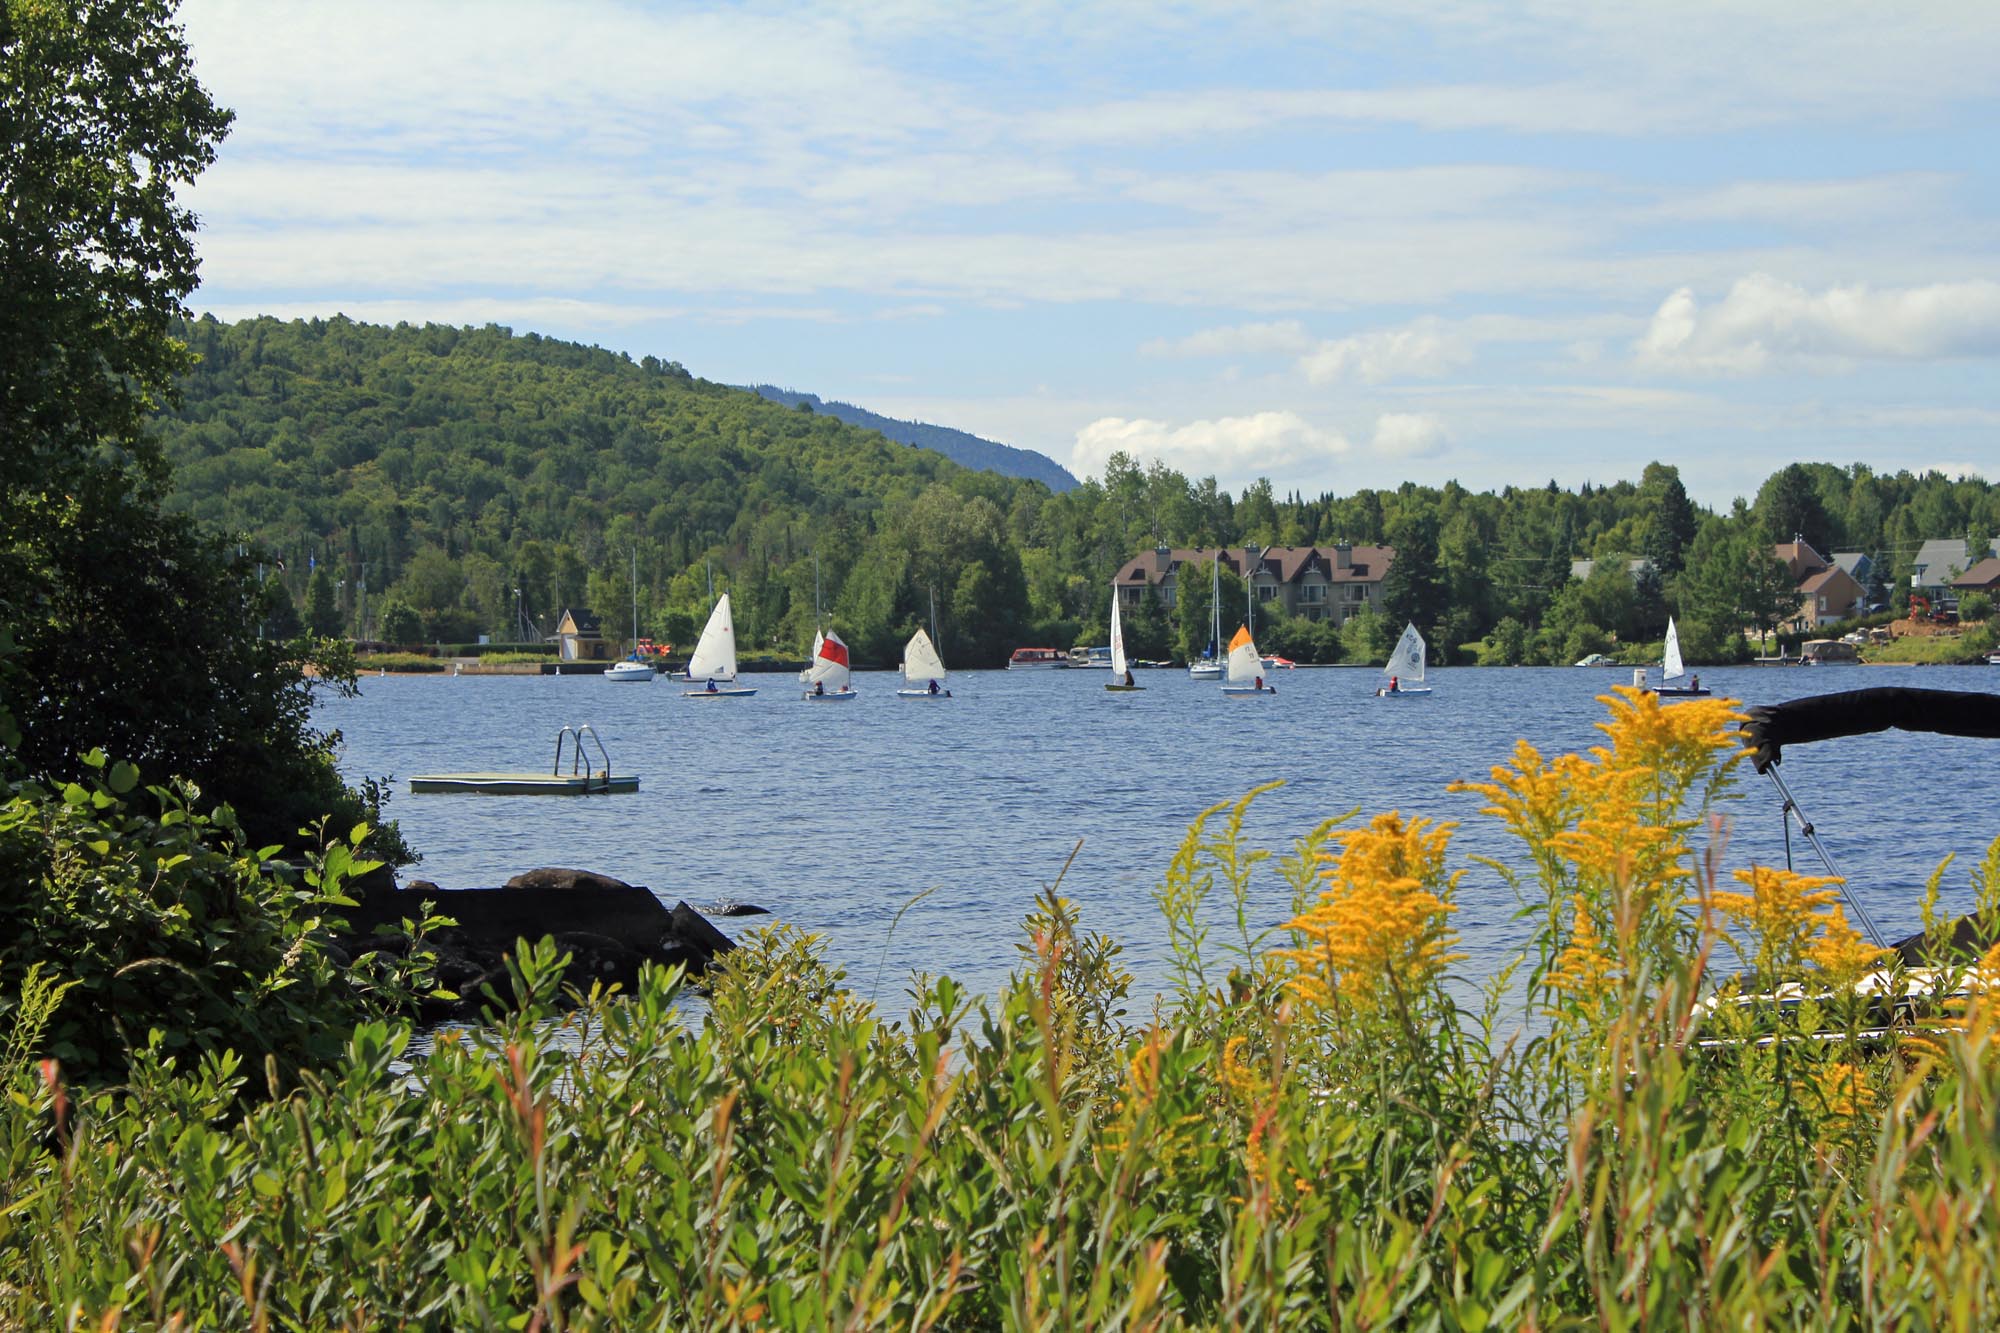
<box><xmin>409</xmin><ymin>771</ymin><xmax>638</xmax><ymax>795</ymax></box>
<box><xmin>411</xmin><ymin>723</ymin><xmax>637</xmax><ymax>794</ymax></box>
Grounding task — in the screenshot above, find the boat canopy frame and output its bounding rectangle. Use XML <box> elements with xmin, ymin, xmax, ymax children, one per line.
<box><xmin>1738</xmin><ymin>688</ymin><xmax>2000</xmax><ymax>948</ymax></box>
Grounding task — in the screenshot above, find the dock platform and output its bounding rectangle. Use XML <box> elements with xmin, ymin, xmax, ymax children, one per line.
<box><xmin>409</xmin><ymin>771</ymin><xmax>638</xmax><ymax>795</ymax></box>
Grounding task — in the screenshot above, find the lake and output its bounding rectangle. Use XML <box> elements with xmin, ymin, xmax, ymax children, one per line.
<box><xmin>324</xmin><ymin>664</ymin><xmax>2000</xmax><ymax>1004</ymax></box>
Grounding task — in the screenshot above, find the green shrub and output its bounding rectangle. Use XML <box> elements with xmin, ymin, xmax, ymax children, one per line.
<box><xmin>0</xmin><ymin>754</ymin><xmax>429</xmax><ymax>1085</ymax></box>
<box><xmin>6</xmin><ymin>691</ymin><xmax>2000</xmax><ymax>1326</ymax></box>
<box><xmin>354</xmin><ymin>652</ymin><xmax>449</xmax><ymax>672</ymax></box>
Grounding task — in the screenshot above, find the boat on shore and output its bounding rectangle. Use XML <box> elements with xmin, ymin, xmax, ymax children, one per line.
<box><xmin>1008</xmin><ymin>647</ymin><xmax>1069</xmax><ymax>669</ymax></box>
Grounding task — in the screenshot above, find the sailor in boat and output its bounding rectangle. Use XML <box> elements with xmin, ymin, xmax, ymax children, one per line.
<box><xmin>1124</xmin><ymin>669</ymin><xmax>1136</xmax><ymax>687</ymax></box>
<box><xmin>813</xmin><ymin>680</ymin><xmax>824</xmax><ymax>696</ymax></box>
<box><xmin>927</xmin><ymin>678</ymin><xmax>940</xmax><ymax>695</ymax></box>
<box><xmin>706</xmin><ymin>679</ymin><xmax>717</xmax><ymax>693</ymax></box>
<box><xmin>1689</xmin><ymin>673</ymin><xmax>1700</xmax><ymax>690</ymax></box>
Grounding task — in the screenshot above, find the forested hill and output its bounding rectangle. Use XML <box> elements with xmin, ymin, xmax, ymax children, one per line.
<box><xmin>154</xmin><ymin>314</ymin><xmax>1045</xmax><ymax>665</ymax></box>
<box><xmin>748</xmin><ymin>386</ymin><xmax>1078</xmax><ymax>493</ymax></box>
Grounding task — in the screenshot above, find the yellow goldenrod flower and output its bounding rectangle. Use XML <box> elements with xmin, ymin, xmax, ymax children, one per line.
<box><xmin>1273</xmin><ymin>812</ymin><xmax>1464</xmax><ymax>1015</ymax></box>
<box><xmin>1808</xmin><ymin>905</ymin><xmax>1890</xmax><ymax>988</ymax></box>
<box><xmin>1542</xmin><ymin>895</ymin><xmax>1618</xmax><ymax>1006</ymax></box>
<box><xmin>1708</xmin><ymin>864</ymin><xmax>1845</xmax><ymax>980</ymax></box>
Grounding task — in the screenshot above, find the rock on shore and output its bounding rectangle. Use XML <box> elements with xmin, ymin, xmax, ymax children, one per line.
<box><xmin>339</xmin><ymin>867</ymin><xmax>737</xmax><ymax>1020</ymax></box>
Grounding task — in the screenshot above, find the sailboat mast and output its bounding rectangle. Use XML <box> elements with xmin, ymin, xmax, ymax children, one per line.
<box><xmin>813</xmin><ymin>551</ymin><xmax>823</xmax><ymax>632</ymax></box>
<box><xmin>630</xmin><ymin>548</ymin><xmax>640</xmax><ymax>644</ymax></box>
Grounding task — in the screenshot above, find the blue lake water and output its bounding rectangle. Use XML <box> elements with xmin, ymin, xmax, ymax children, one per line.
<box><xmin>325</xmin><ymin>664</ymin><xmax>2000</xmax><ymax>1004</ymax></box>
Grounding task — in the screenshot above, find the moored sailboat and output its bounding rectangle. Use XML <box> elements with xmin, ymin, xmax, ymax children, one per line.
<box><xmin>1188</xmin><ymin>555</ymin><xmax>1224</xmax><ymax>680</ymax></box>
<box><xmin>606</xmin><ymin>549</ymin><xmax>655</xmax><ymax>681</ymax></box>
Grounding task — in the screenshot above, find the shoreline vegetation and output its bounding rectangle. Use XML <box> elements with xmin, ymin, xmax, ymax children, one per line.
<box><xmin>8</xmin><ymin>689</ymin><xmax>2000</xmax><ymax>1325</ymax></box>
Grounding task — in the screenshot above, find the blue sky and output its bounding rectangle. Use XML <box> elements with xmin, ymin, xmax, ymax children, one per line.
<box><xmin>179</xmin><ymin>1</ymin><xmax>2000</xmax><ymax>506</ymax></box>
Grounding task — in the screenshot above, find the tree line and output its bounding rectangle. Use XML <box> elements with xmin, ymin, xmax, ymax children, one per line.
<box><xmin>155</xmin><ymin>317</ymin><xmax>2000</xmax><ymax>667</ymax></box>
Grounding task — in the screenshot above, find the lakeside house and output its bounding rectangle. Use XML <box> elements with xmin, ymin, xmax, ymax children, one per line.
<box><xmin>552</xmin><ymin>608</ymin><xmax>610</xmax><ymax>661</ymax></box>
<box><xmin>1775</xmin><ymin>537</ymin><xmax>1864</xmax><ymax>629</ymax></box>
<box><xmin>1113</xmin><ymin>543</ymin><xmax>1395</xmax><ymax>625</ymax></box>
<box><xmin>1953</xmin><ymin>556</ymin><xmax>2000</xmax><ymax>597</ymax></box>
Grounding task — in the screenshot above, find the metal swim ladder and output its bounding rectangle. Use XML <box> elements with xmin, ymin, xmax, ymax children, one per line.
<box><xmin>553</xmin><ymin>724</ymin><xmax>615</xmax><ymax>794</ymax></box>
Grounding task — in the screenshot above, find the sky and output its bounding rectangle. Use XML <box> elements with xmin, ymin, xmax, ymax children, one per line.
<box><xmin>177</xmin><ymin>1</ymin><xmax>2000</xmax><ymax>507</ymax></box>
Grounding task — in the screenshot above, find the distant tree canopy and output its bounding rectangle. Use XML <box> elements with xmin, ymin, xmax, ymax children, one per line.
<box><xmin>152</xmin><ymin>318</ymin><xmax>2000</xmax><ymax>668</ymax></box>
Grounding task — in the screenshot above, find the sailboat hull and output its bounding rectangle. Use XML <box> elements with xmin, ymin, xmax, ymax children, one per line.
<box><xmin>1105</xmin><ymin>683</ymin><xmax>1144</xmax><ymax>692</ymax></box>
<box><xmin>605</xmin><ymin>661</ymin><xmax>655</xmax><ymax>682</ymax></box>
<box><xmin>1375</xmin><ymin>685</ymin><xmax>1433</xmax><ymax>697</ymax></box>
<box><xmin>1649</xmin><ymin>686</ymin><xmax>1711</xmax><ymax>697</ymax></box>
<box><xmin>683</xmin><ymin>686</ymin><xmax>757</xmax><ymax>698</ymax></box>
<box><xmin>895</xmin><ymin>688</ymin><xmax>952</xmax><ymax>698</ymax></box>
<box><xmin>802</xmin><ymin>688</ymin><xmax>858</xmax><ymax>702</ymax></box>
<box><xmin>1187</xmin><ymin>662</ymin><xmax>1223</xmax><ymax>680</ymax></box>
<box><xmin>1220</xmin><ymin>685</ymin><xmax>1277</xmax><ymax>696</ymax></box>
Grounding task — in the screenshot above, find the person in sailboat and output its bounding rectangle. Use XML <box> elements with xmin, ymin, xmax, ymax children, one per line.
<box><xmin>813</xmin><ymin>680</ymin><xmax>824</xmax><ymax>696</ymax></box>
<box><xmin>1124</xmin><ymin>669</ymin><xmax>1136</xmax><ymax>687</ymax></box>
<box><xmin>928</xmin><ymin>678</ymin><xmax>940</xmax><ymax>695</ymax></box>
<box><xmin>1689</xmin><ymin>674</ymin><xmax>1699</xmax><ymax>690</ymax></box>
<box><xmin>706</xmin><ymin>678</ymin><xmax>717</xmax><ymax>693</ymax></box>
<box><xmin>1388</xmin><ymin>674</ymin><xmax>1400</xmax><ymax>694</ymax></box>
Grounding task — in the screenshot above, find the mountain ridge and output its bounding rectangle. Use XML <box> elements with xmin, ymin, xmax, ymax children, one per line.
<box><xmin>747</xmin><ymin>385</ymin><xmax>1077</xmax><ymax>493</ymax></box>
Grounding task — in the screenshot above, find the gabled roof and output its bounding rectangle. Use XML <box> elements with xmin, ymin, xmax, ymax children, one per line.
<box><xmin>1911</xmin><ymin>538</ymin><xmax>1971</xmax><ymax>585</ymax></box>
<box><xmin>1774</xmin><ymin>540</ymin><xmax>1829</xmax><ymax>576</ymax></box>
<box><xmin>1800</xmin><ymin>566</ymin><xmax>1860</xmax><ymax>596</ymax></box>
<box><xmin>556</xmin><ymin>608</ymin><xmax>602</xmax><ymax>636</ymax></box>
<box><xmin>1114</xmin><ymin>545</ymin><xmax>1396</xmax><ymax>587</ymax></box>
<box><xmin>1831</xmin><ymin>551</ymin><xmax>1872</xmax><ymax>578</ymax></box>
<box><xmin>1953</xmin><ymin>556</ymin><xmax>2000</xmax><ymax>590</ymax></box>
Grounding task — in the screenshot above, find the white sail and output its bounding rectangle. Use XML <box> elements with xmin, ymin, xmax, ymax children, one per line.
<box><xmin>902</xmin><ymin>628</ymin><xmax>947</xmax><ymax>685</ymax></box>
<box><xmin>799</xmin><ymin>629</ymin><xmax>823</xmax><ymax>683</ymax></box>
<box><xmin>1109</xmin><ymin>592</ymin><xmax>1129</xmax><ymax>678</ymax></box>
<box><xmin>686</xmin><ymin>594</ymin><xmax>739</xmax><ymax>681</ymax></box>
<box><xmin>805</xmin><ymin>629</ymin><xmax>851</xmax><ymax>691</ymax></box>
<box><xmin>1663</xmin><ymin>617</ymin><xmax>1684</xmax><ymax>682</ymax></box>
<box><xmin>1226</xmin><ymin>626</ymin><xmax>1262</xmax><ymax>684</ymax></box>
<box><xmin>1385</xmin><ymin>623</ymin><xmax>1427</xmax><ymax>683</ymax></box>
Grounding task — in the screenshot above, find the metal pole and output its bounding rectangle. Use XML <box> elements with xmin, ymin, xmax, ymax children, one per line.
<box><xmin>1761</xmin><ymin>764</ymin><xmax>1888</xmax><ymax>947</ymax></box>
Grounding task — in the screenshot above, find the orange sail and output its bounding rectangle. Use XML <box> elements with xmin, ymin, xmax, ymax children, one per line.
<box><xmin>1228</xmin><ymin>624</ymin><xmax>1255</xmax><ymax>652</ymax></box>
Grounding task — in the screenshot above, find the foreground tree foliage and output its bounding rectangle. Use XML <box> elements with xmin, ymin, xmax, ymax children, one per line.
<box><xmin>7</xmin><ymin>692</ymin><xmax>2000</xmax><ymax>1328</ymax></box>
<box><xmin>0</xmin><ymin>0</ymin><xmax>391</xmax><ymax>854</ymax></box>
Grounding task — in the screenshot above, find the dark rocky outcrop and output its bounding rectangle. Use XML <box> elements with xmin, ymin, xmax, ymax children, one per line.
<box><xmin>338</xmin><ymin>868</ymin><xmax>736</xmax><ymax>1021</ymax></box>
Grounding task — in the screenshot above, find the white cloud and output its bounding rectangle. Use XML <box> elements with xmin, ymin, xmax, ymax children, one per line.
<box><xmin>1299</xmin><ymin>322</ymin><xmax>1472</xmax><ymax>384</ymax></box>
<box><xmin>1369</xmin><ymin>413</ymin><xmax>1451</xmax><ymax>460</ymax></box>
<box><xmin>1141</xmin><ymin>321</ymin><xmax>1313</xmax><ymax>359</ymax></box>
<box><xmin>1636</xmin><ymin>274</ymin><xmax>2000</xmax><ymax>373</ymax></box>
<box><xmin>1069</xmin><ymin>412</ymin><xmax>1352</xmax><ymax>490</ymax></box>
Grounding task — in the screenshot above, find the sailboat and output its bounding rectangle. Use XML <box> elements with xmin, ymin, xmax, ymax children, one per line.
<box><xmin>606</xmin><ymin>549</ymin><xmax>655</xmax><ymax>681</ymax></box>
<box><xmin>1376</xmin><ymin>622</ymin><xmax>1433</xmax><ymax>697</ymax></box>
<box><xmin>1219</xmin><ymin>624</ymin><xmax>1276</xmax><ymax>696</ymax></box>
<box><xmin>1649</xmin><ymin>617</ymin><xmax>1710</xmax><ymax>696</ymax></box>
<box><xmin>1188</xmin><ymin>555</ymin><xmax>1224</xmax><ymax>680</ymax></box>
<box><xmin>897</xmin><ymin>591</ymin><xmax>952</xmax><ymax>699</ymax></box>
<box><xmin>801</xmin><ymin>629</ymin><xmax>857</xmax><ymax>701</ymax></box>
<box><xmin>1105</xmin><ymin>589</ymin><xmax>1142</xmax><ymax>692</ymax></box>
<box><xmin>680</xmin><ymin>593</ymin><xmax>757</xmax><ymax>697</ymax></box>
